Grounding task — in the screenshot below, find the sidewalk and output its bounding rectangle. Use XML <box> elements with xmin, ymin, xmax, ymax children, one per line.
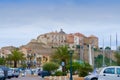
<box><xmin>44</xmin><ymin>75</ymin><xmax>84</xmax><ymax>80</ymax></box>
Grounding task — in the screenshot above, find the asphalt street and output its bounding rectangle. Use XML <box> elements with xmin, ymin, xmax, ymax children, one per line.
<box><xmin>6</xmin><ymin>76</ymin><xmax>44</xmax><ymax>80</ymax></box>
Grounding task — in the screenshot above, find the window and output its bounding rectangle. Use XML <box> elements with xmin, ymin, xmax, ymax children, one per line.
<box><xmin>117</xmin><ymin>68</ymin><xmax>120</xmax><ymax>74</ymax></box>
<box><xmin>103</xmin><ymin>68</ymin><xmax>115</xmax><ymax>74</ymax></box>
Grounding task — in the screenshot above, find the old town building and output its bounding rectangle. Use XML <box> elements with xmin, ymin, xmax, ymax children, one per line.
<box><xmin>0</xmin><ymin>29</ymin><xmax>101</xmax><ymax>67</ymax></box>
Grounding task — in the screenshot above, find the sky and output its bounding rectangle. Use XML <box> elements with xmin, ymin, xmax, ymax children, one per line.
<box><xmin>0</xmin><ymin>0</ymin><xmax>120</xmax><ymax>50</ymax></box>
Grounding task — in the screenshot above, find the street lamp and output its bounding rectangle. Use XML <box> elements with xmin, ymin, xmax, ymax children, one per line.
<box><xmin>27</xmin><ymin>54</ymin><xmax>31</xmax><ymax>69</ymax></box>
<box><xmin>69</xmin><ymin>49</ymin><xmax>74</xmax><ymax>80</ymax></box>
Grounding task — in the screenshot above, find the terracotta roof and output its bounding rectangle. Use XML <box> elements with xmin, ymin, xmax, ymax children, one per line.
<box><xmin>74</xmin><ymin>33</ymin><xmax>86</xmax><ymax>37</ymax></box>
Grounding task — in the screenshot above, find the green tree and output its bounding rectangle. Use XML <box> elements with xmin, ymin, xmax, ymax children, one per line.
<box><xmin>43</xmin><ymin>62</ymin><xmax>59</xmax><ymax>73</ymax></box>
<box><xmin>94</xmin><ymin>54</ymin><xmax>103</xmax><ymax>68</ymax></box>
<box><xmin>115</xmin><ymin>51</ymin><xmax>120</xmax><ymax>66</ymax></box>
<box><xmin>66</xmin><ymin>61</ymin><xmax>93</xmax><ymax>77</ymax></box>
<box><xmin>51</xmin><ymin>45</ymin><xmax>70</xmax><ymax>74</ymax></box>
<box><xmin>0</xmin><ymin>57</ymin><xmax>5</xmax><ymax>65</ymax></box>
<box><xmin>95</xmin><ymin>54</ymin><xmax>116</xmax><ymax>68</ymax></box>
<box><xmin>78</xmin><ymin>62</ymin><xmax>93</xmax><ymax>77</ymax></box>
<box><xmin>6</xmin><ymin>49</ymin><xmax>26</xmax><ymax>68</ymax></box>
<box><xmin>66</xmin><ymin>62</ymin><xmax>80</xmax><ymax>74</ymax></box>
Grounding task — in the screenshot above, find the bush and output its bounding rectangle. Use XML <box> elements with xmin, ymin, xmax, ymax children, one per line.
<box><xmin>66</xmin><ymin>62</ymin><xmax>80</xmax><ymax>74</ymax></box>
<box><xmin>55</xmin><ymin>71</ymin><xmax>63</xmax><ymax>76</ymax></box>
<box><xmin>66</xmin><ymin>61</ymin><xmax>93</xmax><ymax>77</ymax></box>
<box><xmin>43</xmin><ymin>62</ymin><xmax>59</xmax><ymax>72</ymax></box>
<box><xmin>78</xmin><ymin>63</ymin><xmax>93</xmax><ymax>77</ymax></box>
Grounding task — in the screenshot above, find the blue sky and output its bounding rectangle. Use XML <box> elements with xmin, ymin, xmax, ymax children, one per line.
<box><xmin>0</xmin><ymin>0</ymin><xmax>120</xmax><ymax>49</ymax></box>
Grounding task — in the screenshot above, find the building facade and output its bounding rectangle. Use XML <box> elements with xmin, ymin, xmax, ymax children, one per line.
<box><xmin>0</xmin><ymin>29</ymin><xmax>100</xmax><ymax>67</ymax></box>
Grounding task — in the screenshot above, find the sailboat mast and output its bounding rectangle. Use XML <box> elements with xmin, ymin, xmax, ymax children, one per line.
<box><xmin>116</xmin><ymin>33</ymin><xmax>118</xmax><ymax>51</ymax></box>
<box><xmin>103</xmin><ymin>39</ymin><xmax>105</xmax><ymax>67</ymax></box>
<box><xmin>110</xmin><ymin>35</ymin><xmax>112</xmax><ymax>65</ymax></box>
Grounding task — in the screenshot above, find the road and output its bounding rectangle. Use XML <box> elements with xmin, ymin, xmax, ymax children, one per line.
<box><xmin>6</xmin><ymin>76</ymin><xmax>45</xmax><ymax>80</ymax></box>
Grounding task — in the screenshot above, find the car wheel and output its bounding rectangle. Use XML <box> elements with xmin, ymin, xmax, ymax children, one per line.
<box><xmin>8</xmin><ymin>76</ymin><xmax>11</xmax><ymax>79</ymax></box>
<box><xmin>3</xmin><ymin>77</ymin><xmax>6</xmax><ymax>80</ymax></box>
<box><xmin>91</xmin><ymin>78</ymin><xmax>98</xmax><ymax>80</ymax></box>
<box><xmin>16</xmin><ymin>76</ymin><xmax>18</xmax><ymax>78</ymax></box>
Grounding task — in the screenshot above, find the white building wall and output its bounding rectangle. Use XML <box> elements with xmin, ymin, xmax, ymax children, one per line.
<box><xmin>74</xmin><ymin>36</ymin><xmax>79</xmax><ymax>45</ymax></box>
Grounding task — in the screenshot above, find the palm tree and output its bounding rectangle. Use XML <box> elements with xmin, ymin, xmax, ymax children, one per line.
<box><xmin>6</xmin><ymin>48</ymin><xmax>26</xmax><ymax>68</ymax></box>
<box><xmin>51</xmin><ymin>45</ymin><xmax>70</xmax><ymax>74</ymax></box>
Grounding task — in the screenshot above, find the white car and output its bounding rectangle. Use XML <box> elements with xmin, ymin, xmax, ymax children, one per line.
<box><xmin>98</xmin><ymin>66</ymin><xmax>120</xmax><ymax>80</ymax></box>
<box><xmin>10</xmin><ymin>68</ymin><xmax>20</xmax><ymax>78</ymax></box>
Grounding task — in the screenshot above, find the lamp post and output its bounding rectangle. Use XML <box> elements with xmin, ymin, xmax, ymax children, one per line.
<box><xmin>27</xmin><ymin>54</ymin><xmax>31</xmax><ymax>69</ymax></box>
<box><xmin>69</xmin><ymin>50</ymin><xmax>74</xmax><ymax>80</ymax></box>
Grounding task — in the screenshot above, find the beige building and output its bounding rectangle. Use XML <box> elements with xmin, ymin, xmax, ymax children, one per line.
<box><xmin>0</xmin><ymin>46</ymin><xmax>16</xmax><ymax>58</ymax></box>
<box><xmin>87</xmin><ymin>35</ymin><xmax>99</xmax><ymax>48</ymax></box>
<box><xmin>36</xmin><ymin>29</ymin><xmax>66</xmax><ymax>47</ymax></box>
<box><xmin>0</xmin><ymin>29</ymin><xmax>100</xmax><ymax>67</ymax></box>
<box><xmin>20</xmin><ymin>42</ymin><xmax>53</xmax><ymax>67</ymax></box>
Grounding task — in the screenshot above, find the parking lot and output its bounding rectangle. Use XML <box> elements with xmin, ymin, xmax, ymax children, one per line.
<box><xmin>6</xmin><ymin>75</ymin><xmax>44</xmax><ymax>80</ymax></box>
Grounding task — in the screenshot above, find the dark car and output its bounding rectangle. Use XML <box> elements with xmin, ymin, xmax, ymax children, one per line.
<box><xmin>0</xmin><ymin>66</ymin><xmax>9</xmax><ymax>79</ymax></box>
<box><xmin>38</xmin><ymin>70</ymin><xmax>50</xmax><ymax>78</ymax></box>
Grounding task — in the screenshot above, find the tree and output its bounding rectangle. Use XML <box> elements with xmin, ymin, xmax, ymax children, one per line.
<box><xmin>66</xmin><ymin>61</ymin><xmax>93</xmax><ymax>77</ymax></box>
<box><xmin>78</xmin><ymin>62</ymin><xmax>93</xmax><ymax>77</ymax></box>
<box><xmin>66</xmin><ymin>62</ymin><xmax>80</xmax><ymax>74</ymax></box>
<box><xmin>6</xmin><ymin>49</ymin><xmax>26</xmax><ymax>68</ymax></box>
<box><xmin>43</xmin><ymin>62</ymin><xmax>59</xmax><ymax>73</ymax></box>
<box><xmin>51</xmin><ymin>45</ymin><xmax>70</xmax><ymax>74</ymax></box>
<box><xmin>95</xmin><ymin>54</ymin><xmax>116</xmax><ymax>68</ymax></box>
<box><xmin>105</xmin><ymin>46</ymin><xmax>111</xmax><ymax>50</ymax></box>
<box><xmin>115</xmin><ymin>51</ymin><xmax>120</xmax><ymax>66</ymax></box>
<box><xmin>0</xmin><ymin>57</ymin><xmax>5</xmax><ymax>65</ymax></box>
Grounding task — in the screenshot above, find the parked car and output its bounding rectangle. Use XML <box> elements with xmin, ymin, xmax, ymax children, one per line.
<box><xmin>85</xmin><ymin>66</ymin><xmax>120</xmax><ymax>80</ymax></box>
<box><xmin>0</xmin><ymin>68</ymin><xmax>5</xmax><ymax>80</ymax></box>
<box><xmin>38</xmin><ymin>70</ymin><xmax>50</xmax><ymax>78</ymax></box>
<box><xmin>31</xmin><ymin>69</ymin><xmax>39</xmax><ymax>75</ymax></box>
<box><xmin>84</xmin><ymin>68</ymin><xmax>99</xmax><ymax>80</ymax></box>
<box><xmin>10</xmin><ymin>68</ymin><xmax>20</xmax><ymax>78</ymax></box>
<box><xmin>0</xmin><ymin>66</ymin><xmax>9</xmax><ymax>79</ymax></box>
<box><xmin>7</xmin><ymin>69</ymin><xmax>13</xmax><ymax>79</ymax></box>
<box><xmin>25</xmin><ymin>69</ymin><xmax>32</xmax><ymax>75</ymax></box>
<box><xmin>21</xmin><ymin>70</ymin><xmax>26</xmax><ymax>77</ymax></box>
<box><xmin>0</xmin><ymin>66</ymin><xmax>14</xmax><ymax>79</ymax></box>
<box><xmin>98</xmin><ymin>66</ymin><xmax>120</xmax><ymax>80</ymax></box>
